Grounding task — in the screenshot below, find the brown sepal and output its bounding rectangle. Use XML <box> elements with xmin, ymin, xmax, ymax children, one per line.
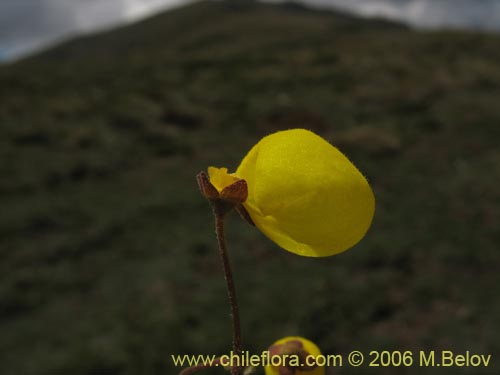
<box><xmin>295</xmin><ymin>349</ymin><xmax>318</xmax><ymax>371</ymax></box>
<box><xmin>196</xmin><ymin>171</ymin><xmax>219</xmax><ymax>200</ymax></box>
<box><xmin>280</xmin><ymin>340</ymin><xmax>304</xmax><ymax>354</ymax></box>
<box><xmin>220</xmin><ymin>179</ymin><xmax>248</xmax><ymax>204</ymax></box>
<box><xmin>271</xmin><ymin>340</ymin><xmax>318</xmax><ymax>374</ymax></box>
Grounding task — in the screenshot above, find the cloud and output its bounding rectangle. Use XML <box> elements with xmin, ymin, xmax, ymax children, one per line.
<box><xmin>0</xmin><ymin>1</ymin><xmax>75</xmax><ymax>59</ymax></box>
<box><xmin>123</xmin><ymin>0</ymin><xmax>187</xmax><ymax>20</ymax></box>
<box><xmin>298</xmin><ymin>0</ymin><xmax>500</xmax><ymax>30</ymax></box>
<box><xmin>1</xmin><ymin>0</ymin><xmax>500</xmax><ymax>62</ymax></box>
<box><xmin>0</xmin><ymin>0</ymin><xmax>115</xmax><ymax>60</ymax></box>
<box><xmin>0</xmin><ymin>0</ymin><xmax>185</xmax><ymax>61</ymax></box>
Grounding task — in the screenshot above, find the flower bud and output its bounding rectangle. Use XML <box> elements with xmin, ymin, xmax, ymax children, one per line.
<box><xmin>265</xmin><ymin>336</ymin><xmax>325</xmax><ymax>375</ymax></box>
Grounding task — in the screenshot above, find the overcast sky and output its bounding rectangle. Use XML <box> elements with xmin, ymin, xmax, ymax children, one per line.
<box><xmin>1</xmin><ymin>0</ymin><xmax>500</xmax><ymax>62</ymax></box>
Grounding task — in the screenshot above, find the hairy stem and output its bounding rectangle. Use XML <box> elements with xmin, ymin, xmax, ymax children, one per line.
<box><xmin>213</xmin><ymin>204</ymin><xmax>243</xmax><ymax>375</ymax></box>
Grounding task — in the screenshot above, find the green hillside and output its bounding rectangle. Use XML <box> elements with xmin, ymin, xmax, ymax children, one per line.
<box><xmin>1</xmin><ymin>1</ymin><xmax>499</xmax><ymax>374</ymax></box>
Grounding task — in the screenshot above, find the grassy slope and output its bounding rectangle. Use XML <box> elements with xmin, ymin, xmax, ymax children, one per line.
<box><xmin>1</xmin><ymin>1</ymin><xmax>499</xmax><ymax>374</ymax></box>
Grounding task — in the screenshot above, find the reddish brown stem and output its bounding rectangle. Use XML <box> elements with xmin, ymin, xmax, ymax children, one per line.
<box><xmin>213</xmin><ymin>203</ymin><xmax>243</xmax><ymax>375</ymax></box>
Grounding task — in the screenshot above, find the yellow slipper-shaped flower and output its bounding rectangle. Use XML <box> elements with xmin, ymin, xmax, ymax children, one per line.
<box><xmin>265</xmin><ymin>336</ymin><xmax>325</xmax><ymax>375</ymax></box>
<box><xmin>207</xmin><ymin>128</ymin><xmax>375</xmax><ymax>257</ymax></box>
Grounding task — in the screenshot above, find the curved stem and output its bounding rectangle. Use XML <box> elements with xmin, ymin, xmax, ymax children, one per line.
<box><xmin>213</xmin><ymin>204</ymin><xmax>243</xmax><ymax>375</ymax></box>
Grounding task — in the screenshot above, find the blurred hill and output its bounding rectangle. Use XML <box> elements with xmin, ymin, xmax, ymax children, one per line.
<box><xmin>1</xmin><ymin>1</ymin><xmax>499</xmax><ymax>374</ymax></box>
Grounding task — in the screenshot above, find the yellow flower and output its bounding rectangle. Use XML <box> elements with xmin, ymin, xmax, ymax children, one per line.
<box><xmin>207</xmin><ymin>128</ymin><xmax>375</xmax><ymax>257</ymax></box>
<box><xmin>265</xmin><ymin>336</ymin><xmax>325</xmax><ymax>375</ymax></box>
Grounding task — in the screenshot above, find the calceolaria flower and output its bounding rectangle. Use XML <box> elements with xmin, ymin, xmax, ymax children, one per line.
<box><xmin>203</xmin><ymin>128</ymin><xmax>375</xmax><ymax>257</ymax></box>
<box><xmin>265</xmin><ymin>336</ymin><xmax>325</xmax><ymax>375</ymax></box>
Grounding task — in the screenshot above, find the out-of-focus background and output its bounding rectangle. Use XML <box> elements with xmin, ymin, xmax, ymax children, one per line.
<box><xmin>1</xmin><ymin>0</ymin><xmax>499</xmax><ymax>374</ymax></box>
